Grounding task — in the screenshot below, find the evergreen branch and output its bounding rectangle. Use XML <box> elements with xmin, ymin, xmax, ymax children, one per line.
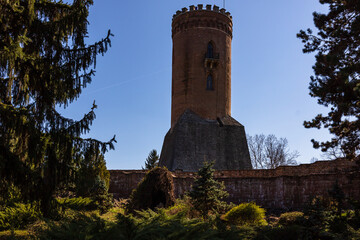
<box><xmin>75</xmin><ymin>134</ymin><xmax>117</xmax><ymax>154</ymax></box>
<box><xmin>44</xmin><ymin>102</ymin><xmax>97</xmax><ymax>137</ymax></box>
<box><xmin>62</xmin><ymin>29</ymin><xmax>113</xmax><ymax>53</ymax></box>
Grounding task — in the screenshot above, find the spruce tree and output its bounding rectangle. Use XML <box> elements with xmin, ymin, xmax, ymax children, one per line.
<box><xmin>0</xmin><ymin>0</ymin><xmax>115</xmax><ymax>216</ymax></box>
<box><xmin>189</xmin><ymin>162</ymin><xmax>228</xmax><ymax>218</ymax></box>
<box><xmin>297</xmin><ymin>0</ymin><xmax>360</xmax><ymax>159</ymax></box>
<box><xmin>75</xmin><ymin>147</ymin><xmax>110</xmax><ymax>198</ymax></box>
<box><xmin>143</xmin><ymin>149</ymin><xmax>159</xmax><ymax>170</ymax></box>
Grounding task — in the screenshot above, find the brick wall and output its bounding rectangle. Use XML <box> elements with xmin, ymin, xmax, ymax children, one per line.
<box><xmin>109</xmin><ymin>159</ymin><xmax>360</xmax><ymax>210</ymax></box>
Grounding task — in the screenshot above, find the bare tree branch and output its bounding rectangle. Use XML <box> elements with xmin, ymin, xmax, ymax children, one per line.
<box><xmin>247</xmin><ymin>134</ymin><xmax>299</xmax><ymax>169</ymax></box>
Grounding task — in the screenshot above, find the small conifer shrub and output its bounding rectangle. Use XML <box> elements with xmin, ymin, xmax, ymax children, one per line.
<box><xmin>278</xmin><ymin>211</ymin><xmax>304</xmax><ymax>226</ymax></box>
<box><xmin>0</xmin><ymin>203</ymin><xmax>41</xmax><ymax>230</ymax></box>
<box><xmin>189</xmin><ymin>161</ymin><xmax>228</xmax><ymax>218</ymax></box>
<box><xmin>224</xmin><ymin>202</ymin><xmax>267</xmax><ymax>226</ymax></box>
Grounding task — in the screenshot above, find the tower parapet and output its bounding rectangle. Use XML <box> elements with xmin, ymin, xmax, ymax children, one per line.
<box><xmin>172</xmin><ymin>5</ymin><xmax>232</xmax><ymax>39</ymax></box>
<box><xmin>172</xmin><ymin>4</ymin><xmax>232</xmax><ymax>20</ymax></box>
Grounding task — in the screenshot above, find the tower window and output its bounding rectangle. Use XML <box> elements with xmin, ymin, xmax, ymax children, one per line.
<box><xmin>207</xmin><ymin>42</ymin><xmax>213</xmax><ymax>58</ymax></box>
<box><xmin>207</xmin><ymin>74</ymin><xmax>213</xmax><ymax>90</ymax></box>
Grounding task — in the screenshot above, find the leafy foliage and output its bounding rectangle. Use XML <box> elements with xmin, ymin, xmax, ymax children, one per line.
<box><xmin>41</xmin><ymin>214</ymin><xmax>109</xmax><ymax>240</ymax></box>
<box><xmin>297</xmin><ymin>0</ymin><xmax>360</xmax><ymax>159</ymax></box>
<box><xmin>278</xmin><ymin>212</ymin><xmax>304</xmax><ymax>226</ymax></box>
<box><xmin>2</xmin><ymin>193</ymin><xmax>360</xmax><ymax>239</ymax></box>
<box><xmin>0</xmin><ymin>203</ymin><xmax>41</xmax><ymax>231</ymax></box>
<box><xmin>189</xmin><ymin>162</ymin><xmax>228</xmax><ymax>218</ymax></box>
<box><xmin>224</xmin><ymin>202</ymin><xmax>267</xmax><ymax>226</ymax></box>
<box><xmin>41</xmin><ymin>209</ymin><xmax>255</xmax><ymax>240</ymax></box>
<box><xmin>143</xmin><ymin>149</ymin><xmax>159</xmax><ymax>170</ymax></box>
<box><xmin>75</xmin><ymin>148</ymin><xmax>110</xmax><ymax>197</ymax></box>
<box><xmin>0</xmin><ymin>183</ymin><xmax>22</xmax><ymax>210</ymax></box>
<box><xmin>0</xmin><ymin>0</ymin><xmax>115</xmax><ymax>216</ymax></box>
<box><xmin>299</xmin><ymin>184</ymin><xmax>360</xmax><ymax>239</ymax></box>
<box><xmin>126</xmin><ymin>167</ymin><xmax>175</xmax><ymax>213</ymax></box>
<box><xmin>247</xmin><ymin>134</ymin><xmax>299</xmax><ymax>169</ymax></box>
<box><xmin>56</xmin><ymin>197</ymin><xmax>96</xmax><ymax>211</ymax></box>
<box><xmin>73</xmin><ymin>147</ymin><xmax>113</xmax><ymax>213</ymax></box>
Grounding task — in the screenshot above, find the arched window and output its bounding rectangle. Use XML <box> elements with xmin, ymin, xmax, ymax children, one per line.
<box><xmin>207</xmin><ymin>42</ymin><xmax>213</xmax><ymax>58</ymax></box>
<box><xmin>207</xmin><ymin>74</ymin><xmax>213</xmax><ymax>90</ymax></box>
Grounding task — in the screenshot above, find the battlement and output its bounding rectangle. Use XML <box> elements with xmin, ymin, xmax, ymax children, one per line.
<box><xmin>172</xmin><ymin>4</ymin><xmax>232</xmax><ymax>20</ymax></box>
<box><xmin>171</xmin><ymin>4</ymin><xmax>233</xmax><ymax>39</ymax></box>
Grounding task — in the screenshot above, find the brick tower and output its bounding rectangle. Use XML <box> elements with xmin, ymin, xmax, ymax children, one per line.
<box><xmin>159</xmin><ymin>4</ymin><xmax>252</xmax><ymax>171</ymax></box>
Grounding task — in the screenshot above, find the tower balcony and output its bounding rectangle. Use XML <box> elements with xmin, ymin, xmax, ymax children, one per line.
<box><xmin>204</xmin><ymin>53</ymin><xmax>219</xmax><ymax>69</ymax></box>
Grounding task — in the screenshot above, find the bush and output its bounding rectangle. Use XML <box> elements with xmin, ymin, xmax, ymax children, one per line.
<box><xmin>0</xmin><ymin>183</ymin><xmax>22</xmax><ymax>210</ymax></box>
<box><xmin>56</xmin><ymin>195</ymin><xmax>112</xmax><ymax>215</ymax></box>
<box><xmin>93</xmin><ymin>192</ymin><xmax>113</xmax><ymax>214</ymax></box>
<box><xmin>56</xmin><ymin>197</ymin><xmax>97</xmax><ymax>211</ymax></box>
<box><xmin>0</xmin><ymin>203</ymin><xmax>41</xmax><ymax>230</ymax></box>
<box><xmin>189</xmin><ymin>161</ymin><xmax>228</xmax><ymax>218</ymax></box>
<box><xmin>278</xmin><ymin>211</ymin><xmax>304</xmax><ymax>226</ymax></box>
<box><xmin>126</xmin><ymin>167</ymin><xmax>175</xmax><ymax>213</ymax></box>
<box><xmin>164</xmin><ymin>196</ymin><xmax>200</xmax><ymax>219</ymax></box>
<box><xmin>114</xmin><ymin>210</ymin><xmax>252</xmax><ymax>240</ymax></box>
<box><xmin>224</xmin><ymin>202</ymin><xmax>267</xmax><ymax>226</ymax></box>
<box><xmin>75</xmin><ymin>148</ymin><xmax>110</xmax><ymax>199</ymax></box>
<box><xmin>165</xmin><ymin>200</ymin><xmax>189</xmax><ymax>217</ymax></box>
<box><xmin>41</xmin><ymin>214</ymin><xmax>109</xmax><ymax>240</ymax></box>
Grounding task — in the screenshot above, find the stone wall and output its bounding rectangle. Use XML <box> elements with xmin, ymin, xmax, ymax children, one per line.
<box><xmin>109</xmin><ymin>159</ymin><xmax>360</xmax><ymax>210</ymax></box>
<box><xmin>159</xmin><ymin>110</ymin><xmax>252</xmax><ymax>171</ymax></box>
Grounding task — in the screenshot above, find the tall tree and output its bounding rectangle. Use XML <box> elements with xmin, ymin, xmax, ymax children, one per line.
<box><xmin>143</xmin><ymin>149</ymin><xmax>159</xmax><ymax>170</ymax></box>
<box><xmin>247</xmin><ymin>134</ymin><xmax>299</xmax><ymax>169</ymax></box>
<box><xmin>297</xmin><ymin>0</ymin><xmax>360</xmax><ymax>159</ymax></box>
<box><xmin>189</xmin><ymin>162</ymin><xmax>228</xmax><ymax>218</ymax></box>
<box><xmin>0</xmin><ymin>0</ymin><xmax>115</xmax><ymax>215</ymax></box>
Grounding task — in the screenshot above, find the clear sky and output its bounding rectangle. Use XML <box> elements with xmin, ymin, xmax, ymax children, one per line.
<box><xmin>59</xmin><ymin>0</ymin><xmax>332</xmax><ymax>170</ymax></box>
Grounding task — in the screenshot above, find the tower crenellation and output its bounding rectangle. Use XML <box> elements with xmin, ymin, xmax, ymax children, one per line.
<box><xmin>172</xmin><ymin>4</ymin><xmax>232</xmax><ymax>20</ymax></box>
<box><xmin>172</xmin><ymin>5</ymin><xmax>232</xmax><ymax>39</ymax></box>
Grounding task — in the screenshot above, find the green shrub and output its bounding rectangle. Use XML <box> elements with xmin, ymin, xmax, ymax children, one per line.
<box><xmin>114</xmin><ymin>210</ymin><xmax>251</xmax><ymax>240</ymax></box>
<box><xmin>165</xmin><ymin>201</ymin><xmax>189</xmax><ymax>217</ymax></box>
<box><xmin>164</xmin><ymin>196</ymin><xmax>199</xmax><ymax>218</ymax></box>
<box><xmin>224</xmin><ymin>202</ymin><xmax>267</xmax><ymax>226</ymax></box>
<box><xmin>41</xmin><ymin>214</ymin><xmax>109</xmax><ymax>240</ymax></box>
<box><xmin>0</xmin><ymin>203</ymin><xmax>41</xmax><ymax>230</ymax></box>
<box><xmin>93</xmin><ymin>192</ymin><xmax>113</xmax><ymax>214</ymax></box>
<box><xmin>278</xmin><ymin>211</ymin><xmax>304</xmax><ymax>226</ymax></box>
<box><xmin>189</xmin><ymin>162</ymin><xmax>228</xmax><ymax>218</ymax></box>
<box><xmin>75</xmin><ymin>149</ymin><xmax>110</xmax><ymax>198</ymax></box>
<box><xmin>56</xmin><ymin>197</ymin><xmax>96</xmax><ymax>211</ymax></box>
<box><xmin>0</xmin><ymin>183</ymin><xmax>22</xmax><ymax>210</ymax></box>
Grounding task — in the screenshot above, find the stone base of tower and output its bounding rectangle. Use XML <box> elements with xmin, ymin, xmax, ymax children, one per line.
<box><xmin>159</xmin><ymin>110</ymin><xmax>252</xmax><ymax>172</ymax></box>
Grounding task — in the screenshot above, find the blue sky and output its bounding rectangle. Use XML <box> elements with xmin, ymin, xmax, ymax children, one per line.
<box><xmin>59</xmin><ymin>1</ymin><xmax>332</xmax><ymax>169</ymax></box>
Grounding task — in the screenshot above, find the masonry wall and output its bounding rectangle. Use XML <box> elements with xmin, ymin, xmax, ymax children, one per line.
<box><xmin>109</xmin><ymin>159</ymin><xmax>360</xmax><ymax>210</ymax></box>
